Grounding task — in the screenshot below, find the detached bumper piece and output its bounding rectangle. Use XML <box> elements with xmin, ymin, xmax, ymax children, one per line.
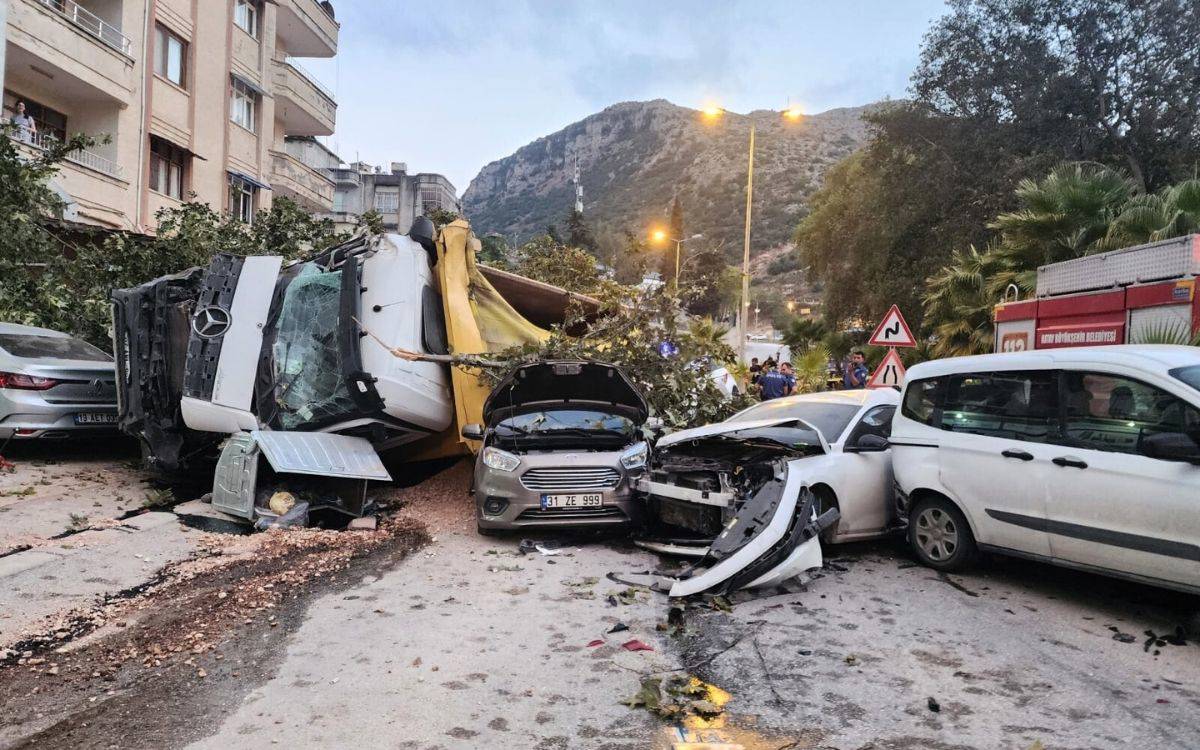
<box><xmin>213</xmin><ymin>431</ymin><xmax>392</xmax><ymax>526</ymax></box>
<box><xmin>668</xmin><ymin>462</ymin><xmax>840</xmax><ymax>597</ymax></box>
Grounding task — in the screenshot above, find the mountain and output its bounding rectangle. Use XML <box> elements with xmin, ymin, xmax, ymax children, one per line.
<box><xmin>462</xmin><ymin>99</ymin><xmax>876</xmax><ymax>271</ymax></box>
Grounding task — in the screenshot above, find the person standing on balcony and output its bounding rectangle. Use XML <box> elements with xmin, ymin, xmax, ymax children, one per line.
<box><xmin>10</xmin><ymin>102</ymin><xmax>36</xmax><ymax>144</ymax></box>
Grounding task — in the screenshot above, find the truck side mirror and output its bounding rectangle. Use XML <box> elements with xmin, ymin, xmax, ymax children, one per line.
<box><xmin>461</xmin><ymin>423</ymin><xmax>484</xmax><ymax>441</ymax></box>
<box><xmin>409</xmin><ymin>216</ymin><xmax>437</xmax><ymax>265</ymax></box>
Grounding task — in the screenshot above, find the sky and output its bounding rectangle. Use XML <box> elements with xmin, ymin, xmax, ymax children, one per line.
<box><xmin>304</xmin><ymin>0</ymin><xmax>949</xmax><ymax>194</ymax></box>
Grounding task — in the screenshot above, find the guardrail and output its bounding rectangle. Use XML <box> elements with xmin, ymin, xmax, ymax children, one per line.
<box><xmin>34</xmin><ymin>0</ymin><xmax>133</xmax><ymax>55</ymax></box>
<box><xmin>9</xmin><ymin>130</ymin><xmax>123</xmax><ymax>179</ymax></box>
<box><xmin>283</xmin><ymin>57</ymin><xmax>336</xmax><ymax>101</ymax></box>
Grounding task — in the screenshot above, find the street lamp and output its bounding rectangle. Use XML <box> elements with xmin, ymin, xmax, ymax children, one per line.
<box><xmin>701</xmin><ymin>104</ymin><xmax>802</xmax><ymax>365</ymax></box>
<box><xmin>649</xmin><ymin>229</ymin><xmax>703</xmax><ymax>288</ymax></box>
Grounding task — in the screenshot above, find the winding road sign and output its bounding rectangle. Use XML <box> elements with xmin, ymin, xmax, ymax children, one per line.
<box><xmin>868</xmin><ymin>305</ymin><xmax>917</xmax><ymax>348</ymax></box>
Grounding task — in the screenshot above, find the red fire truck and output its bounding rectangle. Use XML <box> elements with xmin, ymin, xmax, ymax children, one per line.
<box><xmin>993</xmin><ymin>234</ymin><xmax>1200</xmax><ymax>352</ymax></box>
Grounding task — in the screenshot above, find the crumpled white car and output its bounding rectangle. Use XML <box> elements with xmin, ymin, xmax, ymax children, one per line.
<box><xmin>636</xmin><ymin>389</ymin><xmax>900</xmax><ymax>596</ymax></box>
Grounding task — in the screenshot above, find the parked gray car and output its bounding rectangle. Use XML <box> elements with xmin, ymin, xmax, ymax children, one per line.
<box><xmin>0</xmin><ymin>323</ymin><xmax>118</xmax><ymax>440</ymax></box>
<box><xmin>465</xmin><ymin>361</ymin><xmax>651</xmax><ymax>534</ymax></box>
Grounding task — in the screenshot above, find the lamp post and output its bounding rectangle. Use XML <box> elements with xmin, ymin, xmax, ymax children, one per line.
<box><xmin>702</xmin><ymin>104</ymin><xmax>804</xmax><ymax>365</ymax></box>
<box><xmin>650</xmin><ymin>230</ymin><xmax>703</xmax><ymax>289</ymax></box>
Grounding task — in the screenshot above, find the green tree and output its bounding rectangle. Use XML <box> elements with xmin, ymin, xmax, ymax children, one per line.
<box><xmin>1106</xmin><ymin>179</ymin><xmax>1200</xmax><ymax>247</ymax></box>
<box><xmin>514</xmin><ymin>235</ymin><xmax>603</xmax><ymax>294</ymax></box>
<box><xmin>478</xmin><ymin>233</ymin><xmax>511</xmax><ymax>268</ymax></box>
<box><xmin>923</xmin><ymin>244</ymin><xmax>1012</xmax><ymax>358</ymax></box>
<box><xmin>425</xmin><ymin>207</ymin><xmax>460</xmax><ymax>228</ymax></box>
<box><xmin>782</xmin><ymin>317</ymin><xmax>828</xmax><ymax>351</ymax></box>
<box><xmin>565</xmin><ymin>209</ymin><xmax>598</xmax><ymax>255</ymax></box>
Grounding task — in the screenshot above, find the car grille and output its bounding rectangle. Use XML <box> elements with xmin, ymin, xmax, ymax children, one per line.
<box><xmin>517</xmin><ymin>507</ymin><xmax>628</xmax><ymax>521</ymax></box>
<box><xmin>520</xmin><ymin>467</ymin><xmax>622</xmax><ymax>491</ymax></box>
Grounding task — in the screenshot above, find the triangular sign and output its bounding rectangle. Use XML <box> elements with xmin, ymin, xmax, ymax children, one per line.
<box><xmin>867</xmin><ymin>348</ymin><xmax>906</xmax><ymax>389</ymax></box>
<box><xmin>868</xmin><ymin>305</ymin><xmax>917</xmax><ymax>348</ymax></box>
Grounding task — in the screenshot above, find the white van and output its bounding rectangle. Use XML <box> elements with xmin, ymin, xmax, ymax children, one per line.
<box><xmin>891</xmin><ymin>346</ymin><xmax>1200</xmax><ymax>594</ymax></box>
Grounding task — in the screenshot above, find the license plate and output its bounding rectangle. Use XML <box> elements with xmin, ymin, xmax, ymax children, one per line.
<box><xmin>74</xmin><ymin>413</ymin><xmax>118</xmax><ymax>425</ymax></box>
<box><xmin>540</xmin><ymin>493</ymin><xmax>603</xmax><ymax>509</ymax></box>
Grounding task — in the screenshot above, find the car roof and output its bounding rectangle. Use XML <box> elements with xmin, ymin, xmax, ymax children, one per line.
<box><xmin>756</xmin><ymin>388</ymin><xmax>900</xmax><ymax>408</ymax></box>
<box><xmin>907</xmin><ymin>345</ymin><xmax>1200</xmax><ymax>380</ymax></box>
<box><xmin>0</xmin><ymin>322</ymin><xmax>71</xmax><ymax>338</ymax></box>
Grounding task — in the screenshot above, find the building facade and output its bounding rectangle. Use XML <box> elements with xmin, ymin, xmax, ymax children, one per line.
<box><xmin>323</xmin><ymin>161</ymin><xmax>460</xmax><ymax>233</ymax></box>
<box><xmin>2</xmin><ymin>0</ymin><xmax>340</xmax><ymax>231</ymax></box>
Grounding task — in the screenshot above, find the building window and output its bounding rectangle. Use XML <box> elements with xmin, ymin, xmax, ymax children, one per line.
<box><xmin>149</xmin><ymin>137</ymin><xmax>187</xmax><ymax>199</ymax></box>
<box><xmin>228</xmin><ymin>178</ymin><xmax>257</xmax><ymax>223</ymax></box>
<box><xmin>234</xmin><ymin>0</ymin><xmax>260</xmax><ymax>38</ymax></box>
<box><xmin>374</xmin><ymin>190</ymin><xmax>399</xmax><ymax>212</ymax></box>
<box><xmin>230</xmin><ymin>78</ymin><xmax>258</xmax><ymax>132</ymax></box>
<box><xmin>420</xmin><ymin>186</ymin><xmax>443</xmax><ymax>213</ymax></box>
<box><xmin>3</xmin><ymin>91</ymin><xmax>67</xmax><ymax>143</ymax></box>
<box><xmin>154</xmin><ymin>24</ymin><xmax>187</xmax><ymax>88</ymax></box>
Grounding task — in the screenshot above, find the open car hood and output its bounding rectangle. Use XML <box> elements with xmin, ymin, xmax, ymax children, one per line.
<box><xmin>483</xmin><ymin>360</ymin><xmax>649</xmax><ymax>424</ymax></box>
<box><xmin>655</xmin><ymin>416</ymin><xmax>830</xmax><ymax>454</ymax></box>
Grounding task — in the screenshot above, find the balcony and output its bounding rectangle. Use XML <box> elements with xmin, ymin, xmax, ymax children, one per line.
<box><xmin>10</xmin><ymin>130</ymin><xmax>122</xmax><ymax>179</ymax></box>
<box><xmin>276</xmin><ymin>0</ymin><xmax>338</xmax><ymax>58</ymax></box>
<box><xmin>329</xmin><ymin>167</ymin><xmax>360</xmax><ymax>186</ymax></box>
<box><xmin>271</xmin><ymin>58</ymin><xmax>336</xmax><ymax>137</ymax></box>
<box><xmin>270</xmin><ymin>149</ymin><xmax>334</xmax><ymax>211</ymax></box>
<box><xmin>28</xmin><ymin>0</ymin><xmax>132</xmax><ymax>56</ymax></box>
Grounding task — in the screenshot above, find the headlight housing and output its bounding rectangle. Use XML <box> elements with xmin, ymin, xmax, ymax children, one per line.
<box><xmin>619</xmin><ymin>441</ymin><xmax>649</xmax><ymax>470</ymax></box>
<box><xmin>482</xmin><ymin>446</ymin><xmax>521</xmax><ymax>472</ymax></box>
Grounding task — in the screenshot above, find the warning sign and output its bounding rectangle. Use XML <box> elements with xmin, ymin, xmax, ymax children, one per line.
<box><xmin>867</xmin><ymin>348</ymin><xmax>906</xmax><ymax>389</ymax></box>
<box><xmin>868</xmin><ymin>305</ymin><xmax>917</xmax><ymax>348</ymax></box>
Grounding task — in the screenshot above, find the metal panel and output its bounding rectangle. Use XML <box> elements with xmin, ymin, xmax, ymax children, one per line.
<box><xmin>211</xmin><ymin>256</ymin><xmax>283</xmax><ymax>411</ymax></box>
<box><xmin>1037</xmin><ymin>235</ymin><xmax>1200</xmax><ymax>297</ymax></box>
<box><xmin>212</xmin><ymin>433</ymin><xmax>260</xmax><ymax>519</ymax></box>
<box><xmin>250</xmin><ymin>430</ymin><xmax>392</xmax><ymax>480</ymax></box>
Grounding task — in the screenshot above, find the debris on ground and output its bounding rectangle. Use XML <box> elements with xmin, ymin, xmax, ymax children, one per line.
<box><xmin>927</xmin><ymin>696</ymin><xmax>941</xmax><ymax>712</ymax></box>
<box><xmin>518</xmin><ymin>539</ymin><xmax>563</xmax><ymax>556</ymax></box>
<box><xmin>623</xmin><ymin>675</ymin><xmax>729</xmax><ymax>722</ymax></box>
<box><xmin>621</xmin><ymin>639</ymin><xmax>654</xmax><ymax>652</ymax></box>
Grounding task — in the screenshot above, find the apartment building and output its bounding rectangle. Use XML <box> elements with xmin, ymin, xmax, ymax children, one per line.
<box><xmin>324</xmin><ymin>160</ymin><xmax>461</xmax><ymax>233</ymax></box>
<box><xmin>1</xmin><ymin>0</ymin><xmax>339</xmax><ymax>231</ymax></box>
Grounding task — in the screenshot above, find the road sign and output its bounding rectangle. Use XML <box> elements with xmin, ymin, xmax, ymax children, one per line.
<box><xmin>867</xmin><ymin>348</ymin><xmax>906</xmax><ymax>389</ymax></box>
<box><xmin>868</xmin><ymin>305</ymin><xmax>917</xmax><ymax>348</ymax></box>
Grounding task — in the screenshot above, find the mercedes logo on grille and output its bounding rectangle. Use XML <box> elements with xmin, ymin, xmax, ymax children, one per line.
<box><xmin>192</xmin><ymin>306</ymin><xmax>232</xmax><ymax>339</ymax></box>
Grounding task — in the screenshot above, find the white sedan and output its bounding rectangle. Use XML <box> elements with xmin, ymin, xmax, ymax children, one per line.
<box><xmin>637</xmin><ymin>389</ymin><xmax>900</xmax><ymax>595</ymax></box>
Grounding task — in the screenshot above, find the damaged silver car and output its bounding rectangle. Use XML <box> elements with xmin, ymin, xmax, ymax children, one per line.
<box><xmin>466</xmin><ymin>361</ymin><xmax>651</xmax><ymax>534</ymax></box>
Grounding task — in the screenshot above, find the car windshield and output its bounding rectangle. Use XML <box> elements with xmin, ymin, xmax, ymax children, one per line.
<box><xmin>0</xmin><ymin>333</ymin><xmax>111</xmax><ymax>362</ymax></box>
<box><xmin>1170</xmin><ymin>365</ymin><xmax>1200</xmax><ymax>393</ymax></box>
<box><xmin>495</xmin><ymin>409</ymin><xmax>636</xmax><ymax>438</ymax></box>
<box><xmin>726</xmin><ymin>399</ymin><xmax>860</xmax><ymax>441</ymax></box>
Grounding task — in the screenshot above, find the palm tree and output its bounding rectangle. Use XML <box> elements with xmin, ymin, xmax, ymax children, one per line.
<box><xmin>1105</xmin><ymin>178</ymin><xmax>1200</xmax><ymax>247</ymax></box>
<box><xmin>923</xmin><ymin>244</ymin><xmax>1012</xmax><ymax>358</ymax></box>
<box><xmin>989</xmin><ymin>163</ymin><xmax>1136</xmax><ymax>294</ymax></box>
<box><xmin>790</xmin><ymin>344</ymin><xmax>831</xmax><ymax>394</ymax></box>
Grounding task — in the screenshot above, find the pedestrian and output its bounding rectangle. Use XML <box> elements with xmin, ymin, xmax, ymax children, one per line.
<box><xmin>749</xmin><ymin>357</ymin><xmax>761</xmax><ymax>385</ymax></box>
<box><xmin>10</xmin><ymin>101</ymin><xmax>36</xmax><ymax>144</ymax></box>
<box><xmin>758</xmin><ymin>361</ymin><xmax>789</xmax><ymax>400</ymax></box>
<box><xmin>843</xmin><ymin>349</ymin><xmax>869</xmax><ymax>389</ymax></box>
<box><xmin>779</xmin><ymin>361</ymin><xmax>796</xmax><ymax>396</ymax></box>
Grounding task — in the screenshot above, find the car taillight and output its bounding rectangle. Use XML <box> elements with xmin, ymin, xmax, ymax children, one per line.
<box><xmin>0</xmin><ymin>372</ymin><xmax>59</xmax><ymax>390</ymax></box>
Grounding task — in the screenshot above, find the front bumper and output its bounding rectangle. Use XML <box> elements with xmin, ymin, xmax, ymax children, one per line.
<box><xmin>474</xmin><ymin>461</ymin><xmax>644</xmax><ymax>531</ymax></box>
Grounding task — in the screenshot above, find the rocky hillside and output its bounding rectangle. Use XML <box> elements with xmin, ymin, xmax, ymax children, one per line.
<box><xmin>462</xmin><ymin>99</ymin><xmax>876</xmax><ymax>263</ymax></box>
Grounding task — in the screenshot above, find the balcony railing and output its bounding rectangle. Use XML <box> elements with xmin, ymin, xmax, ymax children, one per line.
<box><xmin>284</xmin><ymin>58</ymin><xmax>336</xmax><ymax>101</ymax></box>
<box><xmin>10</xmin><ymin>130</ymin><xmax>123</xmax><ymax>179</ymax></box>
<box><xmin>34</xmin><ymin>0</ymin><xmax>133</xmax><ymax>55</ymax></box>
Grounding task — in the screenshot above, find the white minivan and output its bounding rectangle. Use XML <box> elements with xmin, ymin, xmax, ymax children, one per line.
<box><xmin>891</xmin><ymin>346</ymin><xmax>1200</xmax><ymax>594</ymax></box>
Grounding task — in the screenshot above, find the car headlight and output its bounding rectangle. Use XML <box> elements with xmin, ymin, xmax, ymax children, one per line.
<box><xmin>619</xmin><ymin>441</ymin><xmax>649</xmax><ymax>470</ymax></box>
<box><xmin>482</xmin><ymin>446</ymin><xmax>521</xmax><ymax>472</ymax></box>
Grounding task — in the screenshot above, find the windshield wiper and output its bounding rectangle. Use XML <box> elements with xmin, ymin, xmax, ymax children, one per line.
<box><xmin>532</xmin><ymin>427</ymin><xmax>631</xmax><ymax>438</ymax></box>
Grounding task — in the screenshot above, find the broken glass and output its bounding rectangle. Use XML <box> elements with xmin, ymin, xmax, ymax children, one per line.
<box><xmin>272</xmin><ymin>265</ymin><xmax>358</xmax><ymax>429</ymax></box>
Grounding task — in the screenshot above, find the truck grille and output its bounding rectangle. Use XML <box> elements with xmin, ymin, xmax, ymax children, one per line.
<box><xmin>520</xmin><ymin>467</ymin><xmax>621</xmax><ymax>491</ymax></box>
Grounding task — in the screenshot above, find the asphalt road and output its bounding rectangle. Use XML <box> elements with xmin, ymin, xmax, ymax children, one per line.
<box><xmin>1</xmin><ymin>455</ymin><xmax>1197</xmax><ymax>749</ymax></box>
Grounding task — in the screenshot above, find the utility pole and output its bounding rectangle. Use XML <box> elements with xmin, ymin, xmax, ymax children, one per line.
<box><xmin>0</xmin><ymin>0</ymin><xmax>8</xmax><ymax>89</ymax></box>
<box><xmin>736</xmin><ymin>125</ymin><xmax>755</xmax><ymax>365</ymax></box>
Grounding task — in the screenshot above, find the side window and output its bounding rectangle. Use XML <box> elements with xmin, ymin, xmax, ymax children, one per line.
<box><xmin>1059</xmin><ymin>371</ymin><xmax>1200</xmax><ymax>456</ymax></box>
<box><xmin>421</xmin><ymin>286</ymin><xmax>449</xmax><ymax>356</ymax></box>
<box><xmin>901</xmin><ymin>377</ymin><xmax>945</xmax><ymax>426</ymax></box>
<box><xmin>847</xmin><ymin>405</ymin><xmax>896</xmax><ymax>444</ymax></box>
<box><xmin>940</xmin><ymin>370</ymin><xmax>1058</xmax><ymax>443</ymax></box>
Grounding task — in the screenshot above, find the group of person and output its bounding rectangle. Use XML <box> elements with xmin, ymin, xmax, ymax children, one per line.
<box><xmin>749</xmin><ymin>349</ymin><xmax>871</xmax><ymax>401</ymax></box>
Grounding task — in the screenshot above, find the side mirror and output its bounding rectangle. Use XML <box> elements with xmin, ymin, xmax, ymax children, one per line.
<box><xmin>1140</xmin><ymin>432</ymin><xmax>1200</xmax><ymax>465</ymax></box>
<box><xmin>846</xmin><ymin>433</ymin><xmax>889</xmax><ymax>453</ymax></box>
<box><xmin>408</xmin><ymin>216</ymin><xmax>438</xmax><ymax>265</ymax></box>
<box><xmin>461</xmin><ymin>423</ymin><xmax>484</xmax><ymax>441</ymax></box>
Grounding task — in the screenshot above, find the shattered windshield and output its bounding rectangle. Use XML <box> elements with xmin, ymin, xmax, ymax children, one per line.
<box><xmin>495</xmin><ymin>409</ymin><xmax>635</xmax><ymax>438</ymax></box>
<box><xmin>272</xmin><ymin>265</ymin><xmax>358</xmax><ymax>430</ymax></box>
<box><xmin>726</xmin><ymin>400</ymin><xmax>859</xmax><ymax>441</ymax></box>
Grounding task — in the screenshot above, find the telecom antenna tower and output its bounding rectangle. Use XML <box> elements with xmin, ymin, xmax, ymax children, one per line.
<box><xmin>572</xmin><ymin>155</ymin><xmax>584</xmax><ymax>214</ymax></box>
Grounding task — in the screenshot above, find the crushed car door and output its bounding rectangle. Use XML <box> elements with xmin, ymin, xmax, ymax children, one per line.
<box><xmin>669</xmin><ymin>459</ymin><xmax>839</xmax><ymax>597</ymax></box>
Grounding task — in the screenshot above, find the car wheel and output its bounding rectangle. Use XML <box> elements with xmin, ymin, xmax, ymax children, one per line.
<box><xmin>812</xmin><ymin>486</ymin><xmax>840</xmax><ymax>543</ymax></box>
<box><xmin>907</xmin><ymin>495</ymin><xmax>977</xmax><ymax>571</ymax></box>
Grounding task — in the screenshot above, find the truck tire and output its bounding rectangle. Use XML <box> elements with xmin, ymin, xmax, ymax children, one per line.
<box><xmin>907</xmin><ymin>495</ymin><xmax>978</xmax><ymax>572</ymax></box>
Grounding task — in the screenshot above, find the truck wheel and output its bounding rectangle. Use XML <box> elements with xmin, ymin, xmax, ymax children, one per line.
<box><xmin>907</xmin><ymin>495</ymin><xmax>977</xmax><ymax>571</ymax></box>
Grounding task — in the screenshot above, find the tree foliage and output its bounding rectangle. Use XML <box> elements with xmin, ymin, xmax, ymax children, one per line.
<box><xmin>513</xmin><ymin>235</ymin><xmax>605</xmax><ymax>295</ymax></box>
<box><xmin>565</xmin><ymin>209</ymin><xmax>598</xmax><ymax>255</ymax></box>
